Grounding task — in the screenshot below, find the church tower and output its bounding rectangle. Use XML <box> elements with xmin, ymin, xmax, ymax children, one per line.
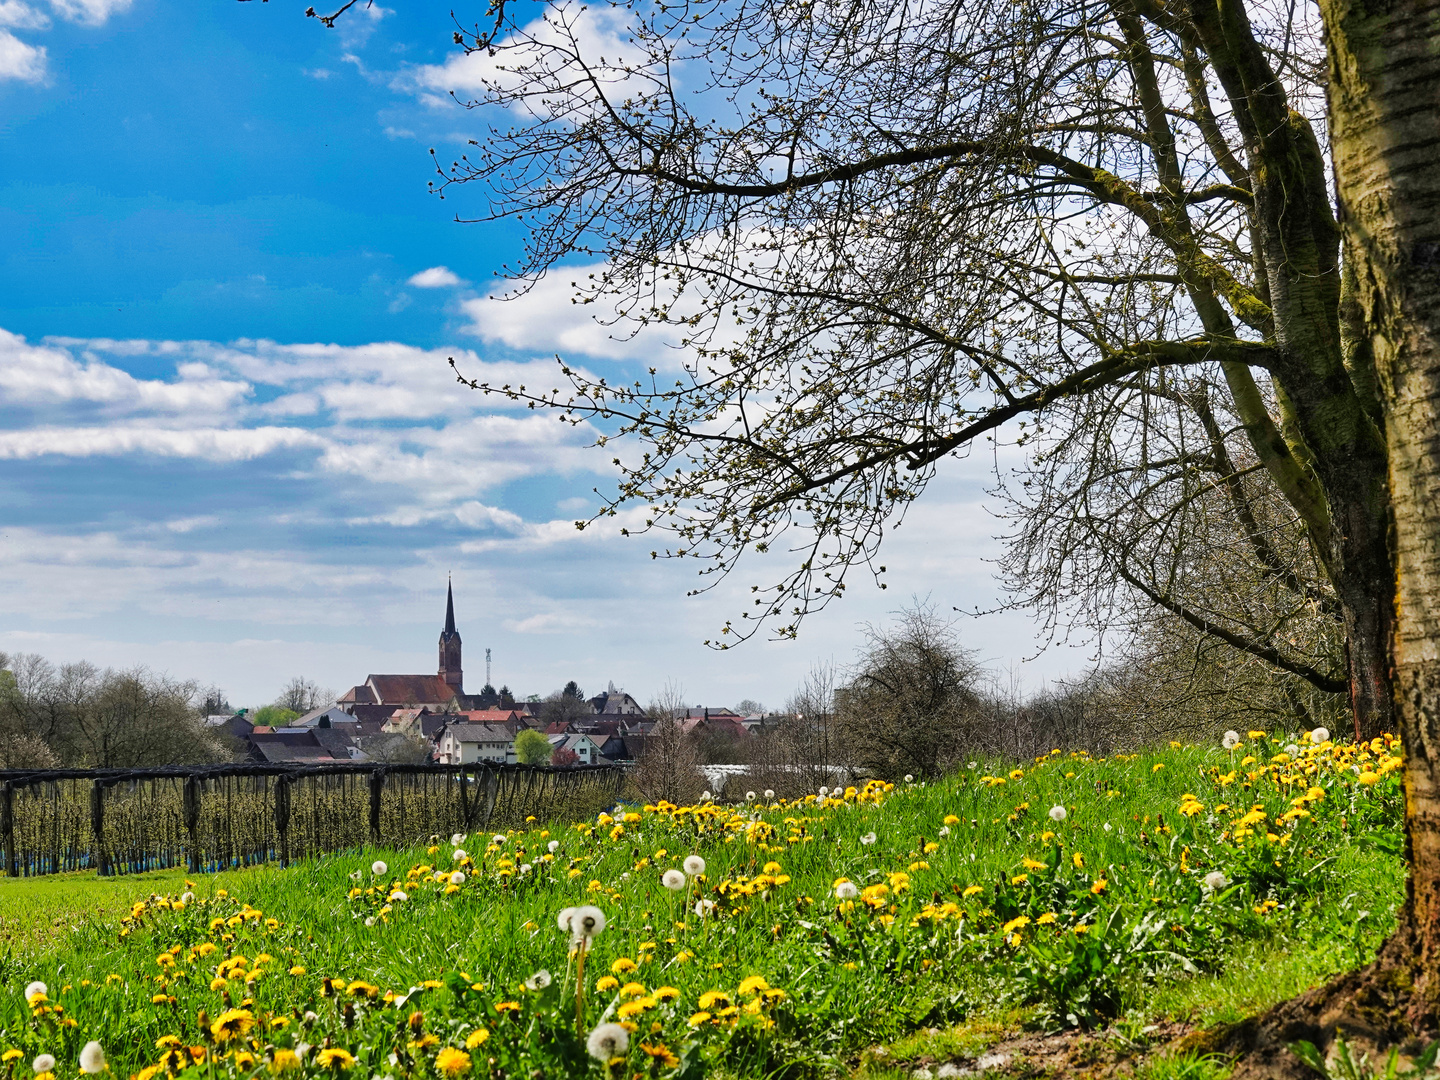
<box><xmin>438</xmin><ymin>578</ymin><xmax>463</xmax><ymax>690</ymax></box>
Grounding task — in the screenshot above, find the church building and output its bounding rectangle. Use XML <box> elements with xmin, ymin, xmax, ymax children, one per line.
<box><xmin>337</xmin><ymin>581</ymin><xmax>495</xmax><ymax>718</ymax></box>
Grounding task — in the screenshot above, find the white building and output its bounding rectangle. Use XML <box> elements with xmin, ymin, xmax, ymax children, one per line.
<box><xmin>436</xmin><ymin>722</ymin><xmax>515</xmax><ymax>765</ymax></box>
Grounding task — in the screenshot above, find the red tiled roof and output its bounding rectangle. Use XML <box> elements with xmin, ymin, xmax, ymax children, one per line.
<box><xmin>366</xmin><ymin>674</ymin><xmax>458</xmax><ymax>705</ymax></box>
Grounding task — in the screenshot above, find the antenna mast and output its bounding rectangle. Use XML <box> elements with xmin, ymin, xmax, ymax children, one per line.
<box><xmin>486</xmin><ymin>648</ymin><xmax>492</xmax><ymax>687</ymax></box>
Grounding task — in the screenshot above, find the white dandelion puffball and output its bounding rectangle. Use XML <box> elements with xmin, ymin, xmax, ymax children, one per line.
<box><xmin>25</xmin><ymin>981</ymin><xmax>47</xmax><ymax>1002</ymax></box>
<box><xmin>904</xmin><ymin>774</ymin><xmax>914</xmax><ymax>783</ymax></box>
<box><xmin>364</xmin><ymin>916</ymin><xmax>376</xmax><ymax>927</ymax></box>
<box><xmin>1048</xmin><ymin>805</ymin><xmax>1067</xmax><ymax>822</ymax></box>
<box><xmin>525</xmin><ymin>969</ymin><xmax>553</xmax><ymax>991</ymax></box>
<box><xmin>571</xmin><ymin>905</ymin><xmax>607</xmax><ymax>939</ymax></box>
<box><xmin>694</xmin><ymin>899</ymin><xmax>715</xmax><ymax>918</ymax></box>
<box><xmin>556</xmin><ymin>907</ymin><xmax>577</xmax><ymax>932</ymax></box>
<box><xmin>1222</xmin><ymin>730</ymin><xmax>1241</xmax><ymax>750</ymax></box>
<box><xmin>620</xmin><ymin>872</ymin><xmax>630</xmax><ymax>881</ymax></box>
<box><xmin>835</xmin><ymin>882</ymin><xmax>859</xmax><ymax>900</ymax></box>
<box><xmin>79</xmin><ymin>1042</ymin><xmax>105</xmax><ymax>1074</ymax></box>
<box><xmin>1103</xmin><ymin>822</ymin><xmax>1113</xmax><ymax>832</ymax></box>
<box><xmin>745</xmin><ymin>790</ymin><xmax>757</xmax><ymax>802</ymax></box>
<box><xmin>371</xmin><ymin>860</ymin><xmax>388</xmax><ymax>876</ymax></box>
<box><xmin>1285</xmin><ymin>743</ymin><xmax>1301</xmax><ymax>757</ymax></box>
<box><xmin>586</xmin><ymin>1022</ymin><xmax>630</xmax><ymax>1061</ymax></box>
<box><xmin>818</xmin><ymin>786</ymin><xmax>829</xmax><ymax>797</ymax></box>
<box><xmin>860</xmin><ymin>832</ymin><xmax>878</xmax><ymax>846</ymax></box>
<box><xmin>1311</xmin><ymin>727</ymin><xmax>1330</xmax><ymax>745</ymax></box>
<box><xmin>662</xmin><ymin>869</ymin><xmax>687</xmax><ymax>891</ymax></box>
<box><xmin>547</xmin><ymin>840</ymin><xmax>560</xmax><ymax>853</ymax></box>
<box><xmin>451</xmin><ymin>832</ymin><xmax>466</xmax><ymax>845</ymax></box>
<box><xmin>764</xmin><ymin>789</ymin><xmax>775</xmax><ymax>800</ymax></box>
<box><xmin>449</xmin><ymin>870</ymin><xmax>466</xmax><ymax>886</ymax></box>
<box><xmin>968</xmin><ymin>761</ymin><xmax>978</xmax><ymax>769</ymax></box>
<box><xmin>32</xmin><ymin>1056</ymin><xmax>55</xmax><ymax>1074</ymax></box>
<box><xmin>520</xmin><ymin>863</ymin><xmax>532</xmax><ymax>875</ymax></box>
<box><xmin>1203</xmin><ymin>871</ymin><xmax>1228</xmax><ymax>890</ymax></box>
<box><xmin>700</xmin><ymin>791</ymin><xmax>711</xmax><ymax>802</ymax></box>
<box><xmin>683</xmin><ymin>854</ymin><xmax>706</xmax><ymax>877</ymax></box>
<box><xmin>180</xmin><ymin>891</ymin><xmax>195</xmax><ymax>905</ymax></box>
<box><xmin>938</xmin><ymin>826</ymin><xmax>951</xmax><ymax>837</ymax></box>
<box><xmin>493</xmin><ymin>834</ymin><xmax>507</xmax><ymax>845</ymax></box>
<box><xmin>452</xmin><ymin>849</ymin><xmax>468</xmax><ymax>862</ymax></box>
<box><xmin>389</xmin><ymin>890</ymin><xmax>408</xmax><ymax>902</ymax></box>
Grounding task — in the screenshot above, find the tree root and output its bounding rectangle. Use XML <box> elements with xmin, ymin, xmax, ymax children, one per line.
<box><xmin>1181</xmin><ymin>925</ymin><xmax>1440</xmax><ymax>1078</ymax></box>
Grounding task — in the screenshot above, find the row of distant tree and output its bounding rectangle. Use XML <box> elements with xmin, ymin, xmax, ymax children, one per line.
<box><xmin>633</xmin><ymin>600</ymin><xmax>1350</xmax><ymax>804</ymax></box>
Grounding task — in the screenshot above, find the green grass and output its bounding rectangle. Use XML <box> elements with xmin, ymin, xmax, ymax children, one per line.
<box><xmin>0</xmin><ymin>735</ymin><xmax>1407</xmax><ymax>1080</ymax></box>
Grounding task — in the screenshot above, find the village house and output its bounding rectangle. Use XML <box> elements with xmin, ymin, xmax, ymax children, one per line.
<box><xmin>435</xmin><ymin>722</ymin><xmax>517</xmax><ymax>765</ymax></box>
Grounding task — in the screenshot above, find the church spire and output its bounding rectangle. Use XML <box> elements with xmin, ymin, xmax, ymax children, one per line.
<box><xmin>439</xmin><ymin>576</ymin><xmax>463</xmax><ymax>690</ymax></box>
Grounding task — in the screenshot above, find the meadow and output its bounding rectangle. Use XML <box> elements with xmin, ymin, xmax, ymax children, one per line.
<box><xmin>0</xmin><ymin>732</ymin><xmax>1408</xmax><ymax>1079</ymax></box>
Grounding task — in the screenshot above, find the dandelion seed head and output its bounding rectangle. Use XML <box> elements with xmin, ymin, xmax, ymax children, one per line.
<box><xmin>493</xmin><ymin>834</ymin><xmax>507</xmax><ymax>845</ymax></box>
<box><xmin>662</xmin><ymin>869</ymin><xmax>686</xmax><ymax>891</ymax></box>
<box><xmin>547</xmin><ymin>840</ymin><xmax>559</xmax><ymax>853</ymax></box>
<box><xmin>764</xmin><ymin>789</ymin><xmax>775</xmax><ymax>799</ymax></box>
<box><xmin>1203</xmin><ymin>871</ymin><xmax>1228</xmax><ymax>890</ymax></box>
<box><xmin>520</xmin><ymin>863</ymin><xmax>532</xmax><ymax>874</ymax></box>
<box><xmin>79</xmin><ymin>1042</ymin><xmax>105</xmax><ymax>1074</ymax></box>
<box><xmin>524</xmin><ymin>970</ymin><xmax>552</xmax><ymax>991</ymax></box>
<box><xmin>683</xmin><ymin>855</ymin><xmax>706</xmax><ymax>876</ymax></box>
<box><xmin>180</xmin><ymin>892</ymin><xmax>194</xmax><ymax>905</ymax></box>
<box><xmin>451</xmin><ymin>833</ymin><xmax>466</xmax><ymax>845</ymax></box>
<box><xmin>1222</xmin><ymin>730</ymin><xmax>1241</xmax><ymax>750</ymax></box>
<box><xmin>745</xmin><ymin>791</ymin><xmax>756</xmax><ymax>802</ymax></box>
<box><xmin>699</xmin><ymin>791</ymin><xmax>711</xmax><ymax>801</ymax></box>
<box><xmin>33</xmin><ymin>1056</ymin><xmax>55</xmax><ymax>1074</ymax></box>
<box><xmin>694</xmin><ymin>899</ymin><xmax>715</xmax><ymax>918</ymax></box>
<box><xmin>371</xmin><ymin>861</ymin><xmax>388</xmax><ymax>876</ymax></box>
<box><xmin>938</xmin><ymin>826</ymin><xmax>950</xmax><ymax>837</ymax></box>
<box><xmin>25</xmin><ymin>981</ymin><xmax>47</xmax><ymax>1002</ymax></box>
<box><xmin>1311</xmin><ymin>727</ymin><xmax>1330</xmax><ymax>745</ymax></box>
<box><xmin>557</xmin><ymin>907</ymin><xmax>577</xmax><ymax>933</ymax></box>
<box><xmin>904</xmin><ymin>774</ymin><xmax>914</xmax><ymax>783</ymax></box>
<box><xmin>572</xmin><ymin>905</ymin><xmax>606</xmax><ymax>938</ymax></box>
<box><xmin>452</xmin><ymin>850</ymin><xmax>467</xmax><ymax>862</ymax></box>
<box><xmin>818</xmin><ymin>787</ymin><xmax>829</xmax><ymax>796</ymax></box>
<box><xmin>585</xmin><ymin>1022</ymin><xmax>629</xmax><ymax>1061</ymax></box>
<box><xmin>1285</xmin><ymin>743</ymin><xmax>1300</xmax><ymax>757</ymax></box>
<box><xmin>449</xmin><ymin>871</ymin><xmax>466</xmax><ymax>886</ymax></box>
<box><xmin>860</xmin><ymin>832</ymin><xmax>877</xmax><ymax>846</ymax></box>
<box><xmin>835</xmin><ymin>882</ymin><xmax>858</xmax><ymax>900</ymax></box>
<box><xmin>1048</xmin><ymin>805</ymin><xmax>1067</xmax><ymax>822</ymax></box>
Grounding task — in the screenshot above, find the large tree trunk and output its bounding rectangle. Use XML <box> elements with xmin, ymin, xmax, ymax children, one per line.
<box><xmin>1326</xmin><ymin>0</ymin><xmax>1440</xmax><ymax>1021</ymax></box>
<box><xmin>1221</xmin><ymin>0</ymin><xmax>1440</xmax><ymax>1069</ymax></box>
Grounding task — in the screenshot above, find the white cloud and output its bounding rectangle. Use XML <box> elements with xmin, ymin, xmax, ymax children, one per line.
<box><xmin>0</xmin><ymin>329</ymin><xmax>250</xmax><ymax>412</ymax></box>
<box><xmin>0</xmin><ymin>425</ymin><xmax>326</xmax><ymax>461</ymax></box>
<box><xmin>459</xmin><ymin>268</ymin><xmax>689</xmax><ymax>364</ymax></box>
<box><xmin>0</xmin><ymin>28</ymin><xmax>45</xmax><ymax>81</ymax></box>
<box><xmin>45</xmin><ymin>0</ymin><xmax>130</xmax><ymax>25</ymax></box>
<box><xmin>408</xmin><ymin>265</ymin><xmax>464</xmax><ymax>288</ymax></box>
<box><xmin>504</xmin><ymin>610</ymin><xmax>601</xmax><ymax>635</ymax></box>
<box><xmin>0</xmin><ymin>1</ymin><xmax>49</xmax><ymax>29</ymax></box>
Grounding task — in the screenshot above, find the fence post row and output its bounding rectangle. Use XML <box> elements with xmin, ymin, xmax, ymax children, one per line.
<box><xmin>0</xmin><ymin>761</ymin><xmax>622</xmax><ymax>878</ymax></box>
<box><xmin>1</xmin><ymin>783</ymin><xmax>13</xmax><ymax>878</ymax></box>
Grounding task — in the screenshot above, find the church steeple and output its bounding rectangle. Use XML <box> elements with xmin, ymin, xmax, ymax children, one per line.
<box><xmin>439</xmin><ymin>577</ymin><xmax>463</xmax><ymax>690</ymax></box>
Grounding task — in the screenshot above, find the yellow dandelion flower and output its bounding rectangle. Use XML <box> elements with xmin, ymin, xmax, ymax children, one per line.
<box><xmin>962</xmin><ymin>885</ymin><xmax>983</xmax><ymax>897</ymax></box>
<box><xmin>434</xmin><ymin>1047</ymin><xmax>471</xmax><ymax>1078</ymax></box>
<box><xmin>464</xmin><ymin>1030</ymin><xmax>489</xmax><ymax>1050</ymax></box>
<box><xmin>316</xmin><ymin>1048</ymin><xmax>355</xmax><ymax>1070</ymax></box>
<box><xmin>687</xmin><ymin>1012</ymin><xmax>711</xmax><ymax>1027</ymax></box>
<box><xmin>610</xmin><ymin>958</ymin><xmax>638</xmax><ymax>975</ymax></box>
<box><xmin>595</xmin><ymin>976</ymin><xmax>619</xmax><ymax>992</ymax></box>
<box><xmin>737</xmin><ymin>975</ymin><xmax>770</xmax><ymax>996</ymax></box>
<box><xmin>654</xmin><ymin>986</ymin><xmax>680</xmax><ymax>1001</ymax></box>
<box><xmin>1091</xmin><ymin>879</ymin><xmax>1108</xmax><ymax>894</ymax></box>
<box><xmin>269</xmin><ymin>1050</ymin><xmax>301</xmax><ymax>1074</ymax></box>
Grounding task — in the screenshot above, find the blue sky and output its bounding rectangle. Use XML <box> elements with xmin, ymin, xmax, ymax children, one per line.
<box><xmin>0</xmin><ymin>0</ymin><xmax>1076</xmax><ymax>709</ymax></box>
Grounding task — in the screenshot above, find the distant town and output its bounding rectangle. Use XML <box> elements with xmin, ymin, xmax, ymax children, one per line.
<box><xmin>217</xmin><ymin>581</ymin><xmax>767</xmax><ymax>770</ymax></box>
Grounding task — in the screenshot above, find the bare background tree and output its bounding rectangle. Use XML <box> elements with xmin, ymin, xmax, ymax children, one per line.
<box><xmin>0</xmin><ymin>651</ymin><xmax>227</xmax><ymax>767</ymax></box>
<box><xmin>836</xmin><ymin>604</ymin><xmax>983</xmax><ymax>779</ymax></box>
<box><xmin>633</xmin><ymin>679</ymin><xmax>705</xmax><ymax>805</ymax></box>
<box><xmin>273</xmin><ymin>676</ymin><xmax>334</xmax><ymax>715</ymax></box>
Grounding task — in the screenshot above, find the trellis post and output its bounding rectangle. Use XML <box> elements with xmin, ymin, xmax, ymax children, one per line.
<box><xmin>183</xmin><ymin>774</ymin><xmax>202</xmax><ymax>874</ymax></box>
<box><xmin>1</xmin><ymin>783</ymin><xmax>14</xmax><ymax>878</ymax></box>
<box><xmin>368</xmin><ymin>769</ymin><xmax>385</xmax><ymax>845</ymax></box>
<box><xmin>90</xmin><ymin>780</ymin><xmax>107</xmax><ymax>877</ymax></box>
<box><xmin>274</xmin><ymin>775</ymin><xmax>292</xmax><ymax>868</ymax></box>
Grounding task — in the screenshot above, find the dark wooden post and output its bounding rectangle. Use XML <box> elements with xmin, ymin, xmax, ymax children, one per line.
<box><xmin>274</xmin><ymin>775</ymin><xmax>292</xmax><ymax>868</ymax></box>
<box><xmin>90</xmin><ymin>780</ymin><xmax>107</xmax><ymax>877</ymax></box>
<box><xmin>368</xmin><ymin>769</ymin><xmax>385</xmax><ymax>845</ymax></box>
<box><xmin>183</xmin><ymin>774</ymin><xmax>202</xmax><ymax>874</ymax></box>
<box><xmin>1</xmin><ymin>783</ymin><xmax>14</xmax><ymax>878</ymax></box>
